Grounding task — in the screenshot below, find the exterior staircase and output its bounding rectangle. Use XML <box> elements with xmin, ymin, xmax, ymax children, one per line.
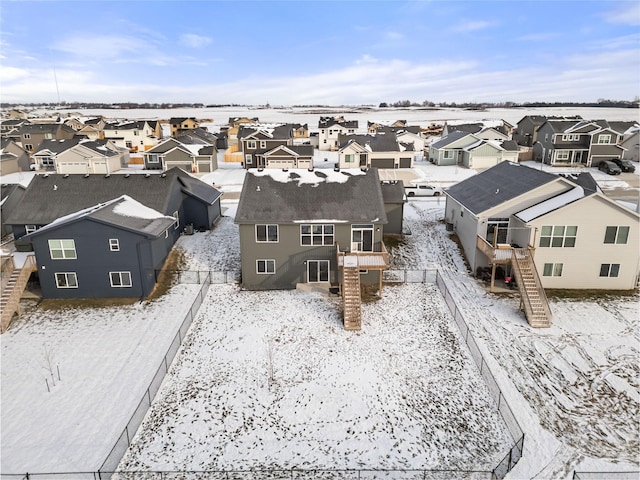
<box><xmin>510</xmin><ymin>248</ymin><xmax>552</xmax><ymax>328</ymax></box>
<box><xmin>1</xmin><ymin>254</ymin><xmax>37</xmax><ymax>333</ymax></box>
<box><xmin>341</xmin><ymin>258</ymin><xmax>362</xmax><ymax>331</ymax></box>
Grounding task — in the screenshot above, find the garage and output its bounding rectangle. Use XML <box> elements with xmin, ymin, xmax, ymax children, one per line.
<box><xmin>371</xmin><ymin>158</ymin><xmax>395</xmax><ymax>168</ymax></box>
<box><xmin>399</xmin><ymin>157</ymin><xmax>412</xmax><ymax>168</ymax></box>
<box><xmin>93</xmin><ymin>161</ymin><xmax>108</xmax><ymax>174</ymax></box>
<box><xmin>57</xmin><ymin>162</ymin><xmax>89</xmax><ymax>174</ymax></box>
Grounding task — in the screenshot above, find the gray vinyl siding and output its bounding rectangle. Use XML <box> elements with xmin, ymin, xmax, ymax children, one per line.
<box><xmin>29</xmin><ymin>219</ymin><xmax>170</xmax><ymax>299</ymax></box>
<box><xmin>384</xmin><ymin>203</ymin><xmax>404</xmax><ymax>235</ymax></box>
<box><xmin>183</xmin><ymin>196</ymin><xmax>221</xmax><ymax>229</ymax></box>
<box><xmin>239</xmin><ymin>222</ymin><xmax>384</xmax><ymax>290</ymax></box>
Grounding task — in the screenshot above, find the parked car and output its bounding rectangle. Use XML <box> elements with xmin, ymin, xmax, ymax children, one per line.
<box><xmin>405</xmin><ymin>183</ymin><xmax>444</xmax><ymax>197</ymax></box>
<box><xmin>598</xmin><ymin>160</ymin><xmax>622</xmax><ymax>175</ymax></box>
<box><xmin>611</xmin><ymin>158</ymin><xmax>636</xmax><ymax>173</ymax></box>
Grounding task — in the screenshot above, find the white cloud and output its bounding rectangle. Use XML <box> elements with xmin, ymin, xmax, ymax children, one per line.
<box><xmin>451</xmin><ymin>20</ymin><xmax>496</xmax><ymax>33</ymax></box>
<box><xmin>179</xmin><ymin>34</ymin><xmax>213</xmax><ymax>48</ymax></box>
<box><xmin>602</xmin><ymin>2</ymin><xmax>640</xmax><ymax>26</ymax></box>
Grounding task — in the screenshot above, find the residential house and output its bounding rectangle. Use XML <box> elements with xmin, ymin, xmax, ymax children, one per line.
<box><xmin>380</xmin><ymin>180</ymin><xmax>406</xmax><ymax>235</ymax></box>
<box><xmin>444</xmin><ymin>121</ymin><xmax>513</xmax><ymax>140</ymax></box>
<box><xmin>610</xmin><ymin>121</ymin><xmax>640</xmax><ymax>163</ymax></box>
<box><xmin>261</xmin><ymin>145</ymin><xmax>314</xmax><ymax>169</ymax></box>
<box><xmin>513</xmin><ymin>115</ymin><xmax>582</xmax><ymax>147</ymax></box>
<box><xmin>367</xmin><ymin>120</ymin><xmax>407</xmax><ymax>134</ymax></box>
<box><xmin>54</xmin><ymin>139</ymin><xmax>129</xmax><ymax>174</ymax></box>
<box><xmin>0</xmin><ymin>139</ymin><xmax>31</xmax><ymax>173</ymax></box>
<box><xmin>169</xmin><ymin>117</ymin><xmax>199</xmax><ymax>137</ymax></box>
<box><xmin>103</xmin><ymin>120</ymin><xmax>162</xmax><ymax>153</ymax></box>
<box><xmin>430</xmin><ymin>131</ymin><xmax>519</xmax><ymax>168</ymax></box>
<box><xmin>1</xmin><ymin>184</ymin><xmax>27</xmax><ymax>238</ymax></box>
<box><xmin>17</xmin><ymin>123</ymin><xmax>76</xmax><ymax>153</ymax></box>
<box><xmin>238</xmin><ymin>124</ymin><xmax>295</xmax><ymax>169</ymax></box>
<box><xmin>445</xmin><ymin>161</ymin><xmax>639</xmax><ymax>293</ymax></box>
<box><xmin>5</xmin><ymin>168</ymin><xmax>222</xmax><ymax>299</ymax></box>
<box><xmin>234</xmin><ymin>168</ymin><xmax>388</xmax><ymax>292</ymax></box>
<box><xmin>291</xmin><ymin>123</ymin><xmax>309</xmax><ymax>142</ymax></box>
<box><xmin>318</xmin><ymin>116</ymin><xmax>358</xmax><ymax>151</ymax></box>
<box><xmin>225</xmin><ymin>117</ymin><xmax>259</xmax><ymax>147</ymax></box>
<box><xmin>143</xmin><ymin>136</ymin><xmax>217</xmax><ymax>173</ymax></box>
<box><xmin>23</xmin><ymin>195</ymin><xmax>177</xmax><ymax>299</ymax></box>
<box><xmin>442</xmin><ymin>122</ymin><xmax>483</xmax><ymax>137</ymax></box>
<box><xmin>32</xmin><ymin>138</ymin><xmax>82</xmax><ymax>171</ymax></box>
<box><xmin>338</xmin><ymin>134</ymin><xmax>414</xmax><ymax>169</ymax></box>
<box><xmin>533</xmin><ymin>119</ymin><xmax>625</xmax><ymax>167</ymax></box>
<box><xmin>0</xmin><ymin>119</ymin><xmax>29</xmax><ymax>140</ymax></box>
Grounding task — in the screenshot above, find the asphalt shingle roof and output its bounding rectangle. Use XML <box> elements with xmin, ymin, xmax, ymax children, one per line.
<box><xmin>235</xmin><ymin>168</ymin><xmax>387</xmax><ymax>225</ymax></box>
<box><xmin>445</xmin><ymin>161</ymin><xmax>559</xmax><ymax>215</ymax></box>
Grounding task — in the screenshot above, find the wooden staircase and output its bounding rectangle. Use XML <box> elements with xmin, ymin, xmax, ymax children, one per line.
<box><xmin>510</xmin><ymin>248</ymin><xmax>552</xmax><ymax>328</ymax></box>
<box><xmin>1</xmin><ymin>254</ymin><xmax>37</xmax><ymax>333</ymax></box>
<box><xmin>341</xmin><ymin>260</ymin><xmax>362</xmax><ymax>331</ymax></box>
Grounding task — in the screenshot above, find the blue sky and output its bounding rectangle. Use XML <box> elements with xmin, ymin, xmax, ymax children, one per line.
<box><xmin>1</xmin><ymin>0</ymin><xmax>639</xmax><ymax>105</ymax></box>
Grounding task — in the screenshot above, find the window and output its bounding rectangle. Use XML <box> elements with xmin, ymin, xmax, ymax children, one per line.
<box><xmin>544</xmin><ymin>133</ymin><xmax>549</xmax><ymax>142</ymax></box>
<box><xmin>301</xmin><ymin>224</ymin><xmax>334</xmax><ymax>246</ymax></box>
<box><xmin>562</xmin><ymin>134</ymin><xmax>579</xmax><ymax>141</ymax></box>
<box><xmin>44</xmin><ymin>133</ymin><xmax>53</xmax><ymax>139</ymax></box>
<box><xmin>125</xmin><ymin>141</ymin><xmax>132</xmax><ymax>148</ymax></box>
<box><xmin>556</xmin><ymin>150</ymin><xmax>569</xmax><ymax>161</ymax></box>
<box><xmin>256</xmin><ymin>259</ymin><xmax>275</xmax><ymax>274</ymax></box>
<box><xmin>539</xmin><ymin>225</ymin><xmax>577</xmax><ymax>247</ymax></box>
<box><xmin>172</xmin><ymin>211</ymin><xmax>179</xmax><ymax>230</ymax></box>
<box><xmin>109</xmin><ymin>238</ymin><xmax>120</xmax><ymax>251</ymax></box>
<box><xmin>604</xmin><ymin>226</ymin><xmax>629</xmax><ymax>244</ymax></box>
<box><xmin>256</xmin><ymin>224</ymin><xmax>278</xmax><ymax>242</ymax></box>
<box><xmin>134</xmin><ymin>130</ymin><xmax>139</xmax><ymax>136</ymax></box>
<box><xmin>41</xmin><ymin>156</ymin><xmax>55</xmax><ymax>166</ymax></box>
<box><xmin>24</xmin><ymin>144</ymin><xmax>33</xmax><ymax>152</ymax></box>
<box><xmin>48</xmin><ymin>239</ymin><xmax>77</xmax><ymax>259</ymax></box>
<box><xmin>597</xmin><ymin>134</ymin><xmax>612</xmax><ymax>144</ymax></box>
<box><xmin>443</xmin><ymin>150</ymin><xmax>454</xmax><ymax>159</ymax></box>
<box><xmin>344</xmin><ymin>154</ymin><xmax>354</xmax><ymax>163</ymax></box>
<box><xmin>55</xmin><ymin>272</ymin><xmax>78</xmax><ymax>288</ymax></box>
<box><xmin>147</xmin><ymin>154</ymin><xmax>159</xmax><ymax>163</ymax></box>
<box><xmin>260</xmin><ymin>140</ymin><xmax>267</xmax><ymax>149</ymax></box>
<box><xmin>25</xmin><ymin>225</ymin><xmax>38</xmax><ymax>234</ymax></box>
<box><xmin>245</xmin><ymin>154</ymin><xmax>253</xmax><ymax>164</ymax></box>
<box><xmin>24</xmin><ymin>133</ymin><xmax>31</xmax><ymax>139</ymax></box>
<box><xmin>543</xmin><ymin>263</ymin><xmax>563</xmax><ymax>277</ymax></box>
<box><xmin>110</xmin><ymin>271</ymin><xmax>132</xmax><ymax>287</ymax></box>
<box><xmin>599</xmin><ymin>264</ymin><xmax>620</xmax><ymax>277</ymax></box>
<box><xmin>247</xmin><ymin>140</ymin><xmax>257</xmax><ymax>149</ymax></box>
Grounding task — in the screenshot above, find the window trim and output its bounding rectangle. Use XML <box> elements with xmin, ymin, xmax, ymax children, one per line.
<box><xmin>109</xmin><ymin>271</ymin><xmax>132</xmax><ymax>287</ymax></box>
<box><xmin>300</xmin><ymin>224</ymin><xmax>334</xmax><ymax>246</ymax></box>
<box><xmin>109</xmin><ymin>238</ymin><xmax>120</xmax><ymax>251</ymax></box>
<box><xmin>260</xmin><ymin>140</ymin><xmax>267</xmax><ymax>149</ymax></box>
<box><xmin>256</xmin><ymin>259</ymin><xmax>276</xmax><ymax>274</ymax></box>
<box><xmin>246</xmin><ymin>140</ymin><xmax>257</xmax><ymax>149</ymax></box>
<box><xmin>604</xmin><ymin>226</ymin><xmax>629</xmax><ymax>244</ymax></box>
<box><xmin>597</xmin><ymin>134</ymin><xmax>612</xmax><ymax>144</ymax></box>
<box><xmin>172</xmin><ymin>211</ymin><xmax>180</xmax><ymax>230</ymax></box>
<box><xmin>599</xmin><ymin>263</ymin><xmax>620</xmax><ymax>278</ymax></box>
<box><xmin>25</xmin><ymin>225</ymin><xmax>38</xmax><ymax>234</ymax></box>
<box><xmin>48</xmin><ymin>239</ymin><xmax>77</xmax><ymax>260</ymax></box>
<box><xmin>256</xmin><ymin>224</ymin><xmax>279</xmax><ymax>243</ymax></box>
<box><xmin>543</xmin><ymin>263</ymin><xmax>563</xmax><ymax>277</ymax></box>
<box><xmin>539</xmin><ymin>225</ymin><xmax>577</xmax><ymax>248</ymax></box>
<box><xmin>55</xmin><ymin>272</ymin><xmax>78</xmax><ymax>288</ymax></box>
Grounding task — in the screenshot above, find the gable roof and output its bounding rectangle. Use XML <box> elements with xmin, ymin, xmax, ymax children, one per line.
<box><xmin>338</xmin><ymin>134</ymin><xmax>402</xmax><ymax>152</ymax></box>
<box><xmin>431</xmin><ymin>130</ymin><xmax>473</xmax><ymax>149</ymax></box>
<box><xmin>235</xmin><ymin>168</ymin><xmax>387</xmax><ymax>225</ymax></box>
<box><xmin>318</xmin><ymin>116</ymin><xmax>358</xmax><ymax>129</ymax></box>
<box><xmin>445</xmin><ymin>161</ymin><xmax>559</xmax><ymax>214</ymax></box>
<box><xmin>32</xmin><ymin>138</ymin><xmax>82</xmax><ymax>155</ymax></box>
<box><xmin>445</xmin><ymin>123</ymin><xmax>483</xmax><ymax>134</ymax></box>
<box><xmin>25</xmin><ymin>195</ymin><xmax>175</xmax><ymax>239</ymax></box>
<box><xmin>5</xmin><ymin>167</ymin><xmax>221</xmax><ymax>225</ymax></box>
<box><xmin>558</xmin><ymin>172</ymin><xmax>600</xmax><ymax>195</ymax></box>
<box><xmin>263</xmin><ymin>145</ymin><xmax>314</xmax><ymax>157</ymax></box>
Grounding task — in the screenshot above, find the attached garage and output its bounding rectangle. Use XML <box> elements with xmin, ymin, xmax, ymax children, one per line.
<box><xmin>371</xmin><ymin>158</ymin><xmax>395</xmax><ymax>168</ymax></box>
<box><xmin>57</xmin><ymin>162</ymin><xmax>89</xmax><ymax>174</ymax></box>
<box><xmin>399</xmin><ymin>157</ymin><xmax>412</xmax><ymax>168</ymax></box>
<box><xmin>93</xmin><ymin>161</ymin><xmax>108</xmax><ymax>174</ymax></box>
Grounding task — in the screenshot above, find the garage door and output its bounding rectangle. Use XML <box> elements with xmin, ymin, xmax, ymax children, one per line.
<box><xmin>371</xmin><ymin>158</ymin><xmax>395</xmax><ymax>168</ymax></box>
<box><xmin>399</xmin><ymin>157</ymin><xmax>412</xmax><ymax>168</ymax></box>
<box><xmin>58</xmin><ymin>162</ymin><xmax>89</xmax><ymax>174</ymax></box>
<box><xmin>93</xmin><ymin>161</ymin><xmax>108</xmax><ymax>174</ymax></box>
<box><xmin>197</xmin><ymin>162</ymin><xmax>212</xmax><ymax>173</ymax></box>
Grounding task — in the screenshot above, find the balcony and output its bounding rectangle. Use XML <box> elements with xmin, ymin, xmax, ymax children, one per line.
<box><xmin>336</xmin><ymin>242</ymin><xmax>389</xmax><ymax>270</ymax></box>
<box><xmin>477</xmin><ymin>235</ymin><xmax>528</xmax><ymax>264</ymax></box>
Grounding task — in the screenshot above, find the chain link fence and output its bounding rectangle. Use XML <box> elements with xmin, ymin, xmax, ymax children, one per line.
<box><xmin>435</xmin><ymin>270</ymin><xmax>524</xmax><ymax>480</ymax></box>
<box><xmin>155</xmin><ymin>270</ymin><xmax>239</xmax><ymax>285</ymax></box>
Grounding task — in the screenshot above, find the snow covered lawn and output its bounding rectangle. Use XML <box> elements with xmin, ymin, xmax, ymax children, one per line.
<box><xmin>118</xmin><ymin>283</ymin><xmax>512</xmax><ymax>472</ymax></box>
<box><xmin>0</xmin><ymin>283</ymin><xmax>201</xmax><ymax>473</ymax></box>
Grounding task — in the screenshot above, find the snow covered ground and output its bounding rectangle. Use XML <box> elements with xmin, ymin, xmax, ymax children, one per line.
<box><xmin>1</xmin><ymin>152</ymin><xmax>638</xmax><ymax>478</ymax></box>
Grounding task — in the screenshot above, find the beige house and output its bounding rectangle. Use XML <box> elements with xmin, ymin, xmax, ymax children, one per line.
<box><xmin>55</xmin><ymin>140</ymin><xmax>128</xmax><ymax>174</ymax></box>
<box><xmin>446</xmin><ymin>161</ymin><xmax>640</xmax><ymax>292</ymax></box>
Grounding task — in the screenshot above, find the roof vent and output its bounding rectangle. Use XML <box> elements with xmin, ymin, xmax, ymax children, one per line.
<box><xmin>104</xmin><ymin>174</ymin><xmax>110</xmax><ymax>178</ymax></box>
<box><xmin>43</xmin><ymin>174</ymin><xmax>49</xmax><ymax>178</ymax></box>
<box><xmin>334</xmin><ymin>165</ymin><xmax>340</xmax><ymax>172</ymax></box>
<box><xmin>257</xmin><ymin>168</ymin><xmax>264</xmax><ymax>172</ymax></box>
<box><xmin>161</xmin><ymin>173</ymin><xmax>166</xmax><ymax>178</ymax></box>
<box><xmin>308</xmin><ymin>167</ymin><xmax>314</xmax><ymax>172</ymax></box>
<box><xmin>145</xmin><ymin>173</ymin><xmax>151</xmax><ymax>178</ymax></box>
<box><xmin>124</xmin><ymin>173</ymin><xmax>130</xmax><ymax>178</ymax></box>
<box><xmin>84</xmin><ymin>174</ymin><xmax>90</xmax><ymax>178</ymax></box>
<box><xmin>282</xmin><ymin>168</ymin><xmax>288</xmax><ymax>172</ymax></box>
<box><xmin>63</xmin><ymin>174</ymin><xmax>69</xmax><ymax>178</ymax></box>
<box><xmin>256</xmin><ymin>186</ymin><xmax>261</xmax><ymax>192</ymax></box>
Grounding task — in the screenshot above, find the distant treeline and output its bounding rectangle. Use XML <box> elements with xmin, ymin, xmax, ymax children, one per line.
<box><xmin>1</xmin><ymin>99</ymin><xmax>638</xmax><ymax>110</ymax></box>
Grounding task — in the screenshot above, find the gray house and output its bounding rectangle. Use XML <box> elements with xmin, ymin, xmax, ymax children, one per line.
<box><xmin>533</xmin><ymin>119</ymin><xmax>625</xmax><ymax>167</ymax></box>
<box><xmin>5</xmin><ymin>168</ymin><xmax>222</xmax><ymax>240</ymax></box>
<box><xmin>238</xmin><ymin>124</ymin><xmax>295</xmax><ymax>169</ymax></box>
<box><xmin>17</xmin><ymin>123</ymin><xmax>76</xmax><ymax>153</ymax></box>
<box><xmin>143</xmin><ymin>136</ymin><xmax>218</xmax><ymax>173</ymax></box>
<box><xmin>235</xmin><ymin>168</ymin><xmax>389</xmax><ymax>291</ymax></box>
<box><xmin>23</xmin><ymin>195</ymin><xmax>176</xmax><ymax>299</ymax></box>
<box><xmin>380</xmin><ymin>180</ymin><xmax>406</xmax><ymax>235</ymax></box>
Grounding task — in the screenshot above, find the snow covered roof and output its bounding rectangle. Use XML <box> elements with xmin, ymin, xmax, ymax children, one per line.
<box><xmin>515</xmin><ymin>186</ymin><xmax>585</xmax><ymax>222</ymax></box>
<box><xmin>235</xmin><ymin>168</ymin><xmax>387</xmax><ymax>225</ymax></box>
